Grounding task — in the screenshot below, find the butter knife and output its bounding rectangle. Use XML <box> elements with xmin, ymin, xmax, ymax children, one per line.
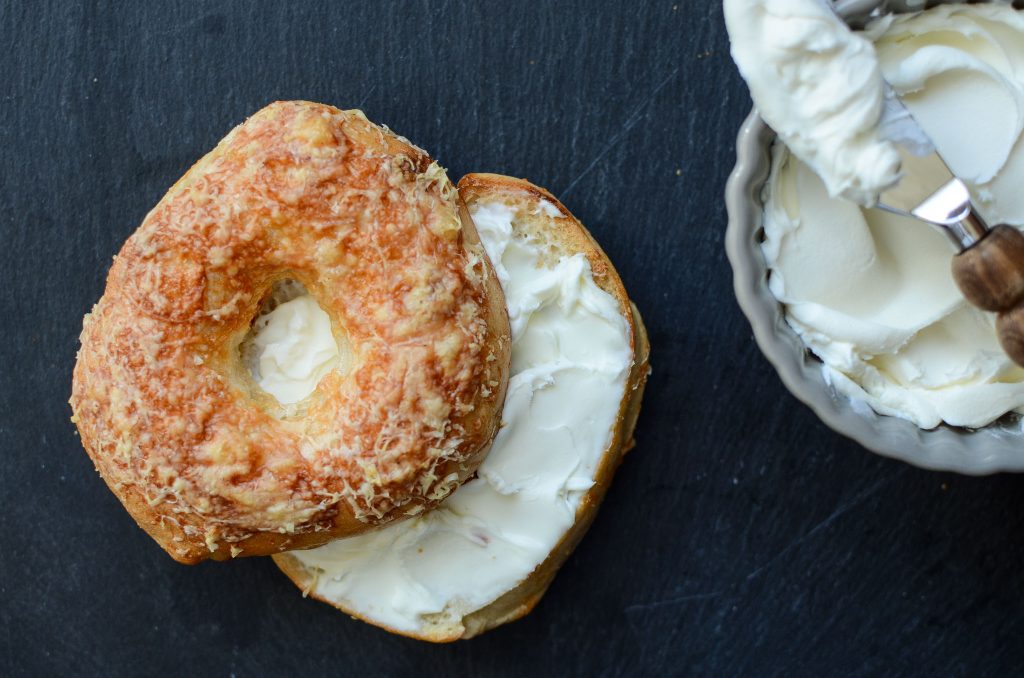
<box><xmin>833</xmin><ymin>3</ymin><xmax>1024</xmax><ymax>367</ymax></box>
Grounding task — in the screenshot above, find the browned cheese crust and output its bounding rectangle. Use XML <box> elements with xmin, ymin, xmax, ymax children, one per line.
<box><xmin>274</xmin><ymin>173</ymin><xmax>650</xmax><ymax>641</ymax></box>
<box><xmin>70</xmin><ymin>102</ymin><xmax>511</xmax><ymax>564</ymax></box>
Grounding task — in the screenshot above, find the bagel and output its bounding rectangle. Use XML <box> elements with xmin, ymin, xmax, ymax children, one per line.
<box><xmin>70</xmin><ymin>102</ymin><xmax>511</xmax><ymax>564</ymax></box>
<box><xmin>274</xmin><ymin>174</ymin><xmax>650</xmax><ymax>641</ymax></box>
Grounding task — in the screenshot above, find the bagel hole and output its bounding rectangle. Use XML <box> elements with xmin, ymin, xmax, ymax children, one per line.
<box><xmin>239</xmin><ymin>279</ymin><xmax>344</xmax><ymax>408</ymax></box>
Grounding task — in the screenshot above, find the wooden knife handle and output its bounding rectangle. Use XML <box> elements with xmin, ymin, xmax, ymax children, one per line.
<box><xmin>951</xmin><ymin>224</ymin><xmax>1024</xmax><ymax>366</ymax></box>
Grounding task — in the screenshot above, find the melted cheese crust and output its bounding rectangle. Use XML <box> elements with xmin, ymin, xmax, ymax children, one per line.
<box><xmin>70</xmin><ymin>101</ymin><xmax>509</xmax><ymax>563</ymax></box>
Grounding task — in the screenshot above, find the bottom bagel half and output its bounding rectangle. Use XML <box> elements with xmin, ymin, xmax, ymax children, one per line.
<box><xmin>273</xmin><ymin>174</ymin><xmax>650</xmax><ymax>641</ymax></box>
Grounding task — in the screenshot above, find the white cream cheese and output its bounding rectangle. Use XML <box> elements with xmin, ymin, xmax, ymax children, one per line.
<box><xmin>249</xmin><ymin>294</ymin><xmax>339</xmax><ymax>404</ymax></box>
<box><xmin>724</xmin><ymin>0</ymin><xmax>901</xmax><ymax>205</ymax></box>
<box><xmin>762</xmin><ymin>5</ymin><xmax>1024</xmax><ymax>429</ymax></box>
<box><xmin>287</xmin><ymin>201</ymin><xmax>633</xmax><ymax>635</ymax></box>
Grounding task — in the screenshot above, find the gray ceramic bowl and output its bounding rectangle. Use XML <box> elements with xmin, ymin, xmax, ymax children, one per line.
<box><xmin>724</xmin><ymin>0</ymin><xmax>1024</xmax><ymax>475</ymax></box>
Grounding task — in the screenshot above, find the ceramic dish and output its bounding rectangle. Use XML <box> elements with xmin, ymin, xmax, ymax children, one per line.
<box><xmin>724</xmin><ymin>0</ymin><xmax>1024</xmax><ymax>475</ymax></box>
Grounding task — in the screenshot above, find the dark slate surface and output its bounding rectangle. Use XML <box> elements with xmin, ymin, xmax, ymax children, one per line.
<box><xmin>3</xmin><ymin>1</ymin><xmax>1024</xmax><ymax>676</ymax></box>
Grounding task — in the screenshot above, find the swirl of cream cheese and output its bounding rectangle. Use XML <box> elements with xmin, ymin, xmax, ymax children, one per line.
<box><xmin>724</xmin><ymin>0</ymin><xmax>902</xmax><ymax>206</ymax></box>
<box><xmin>762</xmin><ymin>5</ymin><xmax>1024</xmax><ymax>429</ymax></box>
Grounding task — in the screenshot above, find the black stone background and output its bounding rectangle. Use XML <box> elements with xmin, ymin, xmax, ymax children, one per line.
<box><xmin>3</xmin><ymin>1</ymin><xmax>1024</xmax><ymax>676</ymax></box>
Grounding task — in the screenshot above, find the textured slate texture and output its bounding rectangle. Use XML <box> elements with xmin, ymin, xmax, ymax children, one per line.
<box><xmin>2</xmin><ymin>1</ymin><xmax>1024</xmax><ymax>676</ymax></box>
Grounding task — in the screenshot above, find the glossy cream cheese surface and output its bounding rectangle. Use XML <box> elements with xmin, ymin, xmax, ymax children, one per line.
<box><xmin>763</xmin><ymin>5</ymin><xmax>1024</xmax><ymax>429</ymax></box>
<box><xmin>287</xmin><ymin>201</ymin><xmax>633</xmax><ymax>634</ymax></box>
<box><xmin>724</xmin><ymin>0</ymin><xmax>901</xmax><ymax>205</ymax></box>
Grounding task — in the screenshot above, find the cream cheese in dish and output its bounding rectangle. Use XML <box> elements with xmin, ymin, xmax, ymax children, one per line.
<box><xmin>724</xmin><ymin>0</ymin><xmax>901</xmax><ymax>206</ymax></box>
<box><xmin>283</xmin><ymin>201</ymin><xmax>633</xmax><ymax>635</ymax></box>
<box><xmin>762</xmin><ymin>5</ymin><xmax>1024</xmax><ymax>429</ymax></box>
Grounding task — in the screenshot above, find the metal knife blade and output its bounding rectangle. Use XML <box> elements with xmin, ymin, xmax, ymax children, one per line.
<box><xmin>875</xmin><ymin>83</ymin><xmax>989</xmax><ymax>249</ymax></box>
